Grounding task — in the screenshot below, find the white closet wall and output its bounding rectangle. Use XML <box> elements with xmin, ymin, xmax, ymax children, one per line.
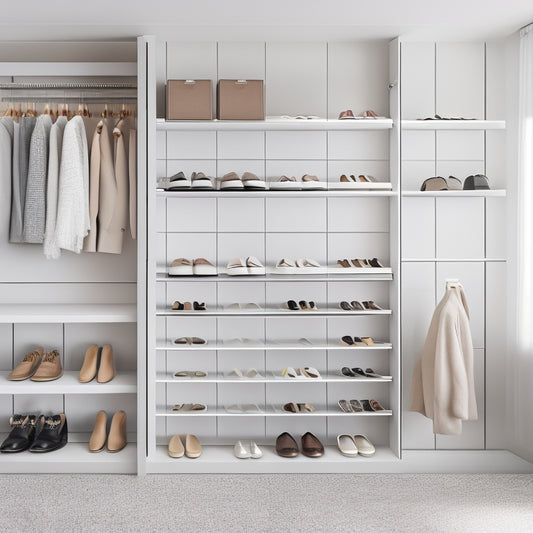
<box><xmin>400</xmin><ymin>41</ymin><xmax>508</xmax><ymax>451</ymax></box>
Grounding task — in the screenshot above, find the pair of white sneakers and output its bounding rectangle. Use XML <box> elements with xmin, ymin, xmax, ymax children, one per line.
<box><xmin>234</xmin><ymin>440</ymin><xmax>262</xmax><ymax>459</ymax></box>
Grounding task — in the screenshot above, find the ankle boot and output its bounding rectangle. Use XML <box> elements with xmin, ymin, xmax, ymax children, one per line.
<box><xmin>79</xmin><ymin>344</ymin><xmax>100</xmax><ymax>383</ymax></box>
<box><xmin>97</xmin><ymin>345</ymin><xmax>115</xmax><ymax>383</ymax></box>
<box><xmin>88</xmin><ymin>410</ymin><xmax>107</xmax><ymax>452</ymax></box>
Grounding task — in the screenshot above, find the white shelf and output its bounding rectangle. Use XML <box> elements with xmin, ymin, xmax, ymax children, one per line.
<box><xmin>156</xmin><ymin>372</ymin><xmax>392</xmax><ymax>383</ymax></box>
<box><xmin>156</xmin><ymin>118</ymin><xmax>393</xmax><ymax>131</ymax></box>
<box><xmin>0</xmin><ymin>303</ymin><xmax>137</xmax><ymax>323</ymax></box>
<box><xmin>0</xmin><ymin>371</ymin><xmax>137</xmax><ymax>394</ymax></box>
<box><xmin>156</xmin><ymin>308</ymin><xmax>392</xmax><ymax>317</ymax></box>
<box><xmin>402</xmin><ymin>258</ymin><xmax>506</xmax><ymax>263</ymax></box>
<box><xmin>402</xmin><ymin>190</ymin><xmax>506</xmax><ymax>197</ymax></box>
<box><xmin>158</xmin><ymin>270</ymin><xmax>393</xmax><ymax>283</ymax></box>
<box><xmin>0</xmin><ymin>442</ymin><xmax>136</xmax><ymax>474</ymax></box>
<box><xmin>147</xmin><ymin>445</ymin><xmax>398</xmax><ymax>473</ymax></box>
<box><xmin>156</xmin><ymin>407</ymin><xmax>392</xmax><ymax>417</ymax></box>
<box><xmin>401</xmin><ymin>119</ymin><xmax>505</xmax><ymax>130</ymax></box>
<box><xmin>157</xmin><ymin>189</ymin><xmax>397</xmax><ymax>198</ymax></box>
<box><xmin>157</xmin><ymin>341</ymin><xmax>393</xmax><ymax>351</ymax></box>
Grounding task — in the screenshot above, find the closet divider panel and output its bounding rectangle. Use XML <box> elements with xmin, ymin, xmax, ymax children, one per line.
<box><xmin>401</xmin><ymin>262</ymin><xmax>436</xmax><ymax>449</ymax></box>
<box><xmin>217</xmin><ymin>131</ymin><xmax>265</xmax><ymax>160</ymax></box>
<box><xmin>400</xmin><ymin>42</ymin><xmax>435</xmax><ymax>119</ymax></box>
<box><xmin>401</xmin><ymin>197</ymin><xmax>435</xmax><ymax>259</ymax></box>
<box><xmin>401</xmin><ymin>131</ymin><xmax>435</xmax><ymax>161</ymax></box>
<box><xmin>218</xmin><ymin>198</ymin><xmax>264</xmax><ymax>232</ymax></box>
<box><xmin>435</xmin><ymin>43</ymin><xmax>485</xmax><ymax>119</ymax></box>
<box><xmin>0</xmin><ymin>324</ymin><xmax>12</xmax><ymax>371</ymax></box>
<box><xmin>217</xmin><ymin>42</ymin><xmax>266</xmax><ymax>80</ymax></box>
<box><xmin>265</xmin><ymin>42</ymin><xmax>327</xmax><ymax>117</ymax></box>
<box><xmin>485</xmin><ymin>261</ymin><xmax>508</xmax><ymax>449</ymax></box>
<box><xmin>486</xmin><ymin>197</ymin><xmax>507</xmax><ymax>258</ymax></box>
<box><xmin>435</xmin><ymin>198</ymin><xmax>485</xmax><ymax>259</ymax></box>
<box><xmin>327</xmin><ymin>41</ymin><xmax>390</xmax><ymax>119</ymax></box>
<box><xmin>401</xmin><ymin>161</ymin><xmax>436</xmax><ymax>191</ymax></box>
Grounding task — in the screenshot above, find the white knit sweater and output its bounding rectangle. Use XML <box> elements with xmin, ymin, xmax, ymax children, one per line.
<box><xmin>54</xmin><ymin>116</ymin><xmax>90</xmax><ymax>254</ymax></box>
<box><xmin>410</xmin><ymin>286</ymin><xmax>478</xmax><ymax>435</ymax></box>
<box><xmin>43</xmin><ymin>116</ymin><xmax>67</xmax><ymax>259</ymax></box>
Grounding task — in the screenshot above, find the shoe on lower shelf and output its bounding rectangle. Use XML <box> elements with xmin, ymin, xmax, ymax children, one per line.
<box><xmin>89</xmin><ymin>410</ymin><xmax>107</xmax><ymax>452</ymax></box>
<box><xmin>107</xmin><ymin>411</ymin><xmax>127</xmax><ymax>452</ymax></box>
<box><xmin>301</xmin><ymin>432</ymin><xmax>324</xmax><ymax>457</ymax></box>
<box><xmin>168</xmin><ymin>434</ymin><xmax>185</xmax><ymax>458</ymax></box>
<box><xmin>29</xmin><ymin>413</ymin><xmax>68</xmax><ymax>453</ymax></box>
<box><xmin>353</xmin><ymin>434</ymin><xmax>376</xmax><ymax>456</ymax></box>
<box><xmin>185</xmin><ymin>434</ymin><xmax>202</xmax><ymax>458</ymax></box>
<box><xmin>337</xmin><ymin>434</ymin><xmax>358</xmax><ymax>457</ymax></box>
<box><xmin>0</xmin><ymin>415</ymin><xmax>37</xmax><ymax>453</ymax></box>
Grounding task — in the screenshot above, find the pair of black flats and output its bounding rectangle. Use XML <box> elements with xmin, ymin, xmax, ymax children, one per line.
<box><xmin>0</xmin><ymin>413</ymin><xmax>68</xmax><ymax>453</ymax></box>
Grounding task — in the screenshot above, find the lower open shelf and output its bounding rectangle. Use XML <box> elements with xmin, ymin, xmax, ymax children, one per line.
<box><xmin>0</xmin><ymin>442</ymin><xmax>137</xmax><ymax>473</ymax></box>
<box><xmin>146</xmin><ymin>445</ymin><xmax>399</xmax><ymax>473</ymax></box>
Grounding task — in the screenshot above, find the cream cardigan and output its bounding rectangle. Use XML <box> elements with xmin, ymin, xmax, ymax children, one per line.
<box><xmin>410</xmin><ymin>286</ymin><xmax>478</xmax><ymax>435</ymax></box>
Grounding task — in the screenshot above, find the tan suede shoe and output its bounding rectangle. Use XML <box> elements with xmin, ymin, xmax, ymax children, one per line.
<box><xmin>88</xmin><ymin>411</ymin><xmax>107</xmax><ymax>452</ymax></box>
<box><xmin>79</xmin><ymin>344</ymin><xmax>99</xmax><ymax>383</ymax></box>
<box><xmin>107</xmin><ymin>411</ymin><xmax>127</xmax><ymax>452</ymax></box>
<box><xmin>7</xmin><ymin>347</ymin><xmax>43</xmax><ymax>380</ymax></box>
<box><xmin>168</xmin><ymin>435</ymin><xmax>185</xmax><ymax>458</ymax></box>
<box><xmin>185</xmin><ymin>434</ymin><xmax>202</xmax><ymax>458</ymax></box>
<box><xmin>97</xmin><ymin>345</ymin><xmax>115</xmax><ymax>383</ymax></box>
<box><xmin>30</xmin><ymin>350</ymin><xmax>62</xmax><ymax>382</ymax></box>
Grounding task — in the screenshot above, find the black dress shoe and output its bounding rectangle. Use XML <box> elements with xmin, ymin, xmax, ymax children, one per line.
<box><xmin>0</xmin><ymin>414</ymin><xmax>37</xmax><ymax>453</ymax></box>
<box><xmin>29</xmin><ymin>414</ymin><xmax>68</xmax><ymax>453</ymax></box>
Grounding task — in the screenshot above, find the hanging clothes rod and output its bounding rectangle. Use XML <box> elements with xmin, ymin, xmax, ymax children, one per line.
<box><xmin>0</xmin><ymin>82</ymin><xmax>137</xmax><ymax>89</ymax></box>
<box><xmin>0</xmin><ymin>96</ymin><xmax>137</xmax><ymax>104</ymax></box>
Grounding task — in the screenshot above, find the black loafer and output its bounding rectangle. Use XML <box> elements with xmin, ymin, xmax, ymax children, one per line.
<box><xmin>352</xmin><ymin>367</ymin><xmax>367</xmax><ymax>377</ymax></box>
<box><xmin>341</xmin><ymin>336</ymin><xmax>354</xmax><ymax>346</ymax></box>
<box><xmin>341</xmin><ymin>367</ymin><xmax>355</xmax><ymax>377</ymax></box>
<box><xmin>287</xmin><ymin>300</ymin><xmax>299</xmax><ymax>311</ymax></box>
<box><xmin>29</xmin><ymin>414</ymin><xmax>68</xmax><ymax>453</ymax></box>
<box><xmin>0</xmin><ymin>414</ymin><xmax>37</xmax><ymax>453</ymax></box>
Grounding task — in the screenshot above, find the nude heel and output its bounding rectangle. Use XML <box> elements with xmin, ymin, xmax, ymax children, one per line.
<box><xmin>79</xmin><ymin>344</ymin><xmax>100</xmax><ymax>383</ymax></box>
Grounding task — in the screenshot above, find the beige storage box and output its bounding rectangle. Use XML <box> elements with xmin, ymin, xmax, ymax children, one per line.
<box><xmin>166</xmin><ymin>79</ymin><xmax>212</xmax><ymax>120</ymax></box>
<box><xmin>217</xmin><ymin>79</ymin><xmax>265</xmax><ymax>120</ymax></box>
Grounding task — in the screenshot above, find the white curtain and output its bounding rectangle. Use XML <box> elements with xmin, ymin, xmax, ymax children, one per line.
<box><xmin>512</xmin><ymin>24</ymin><xmax>533</xmax><ymax>462</ymax></box>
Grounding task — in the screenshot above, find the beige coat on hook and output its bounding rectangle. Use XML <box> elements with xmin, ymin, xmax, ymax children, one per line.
<box><xmin>410</xmin><ymin>285</ymin><xmax>478</xmax><ymax>435</ymax></box>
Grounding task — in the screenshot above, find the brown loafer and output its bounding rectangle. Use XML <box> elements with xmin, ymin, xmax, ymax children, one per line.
<box><xmin>31</xmin><ymin>350</ymin><xmax>62</xmax><ymax>382</ymax></box>
<box><xmin>301</xmin><ymin>432</ymin><xmax>324</xmax><ymax>458</ymax></box>
<box><xmin>276</xmin><ymin>432</ymin><xmax>299</xmax><ymax>457</ymax></box>
<box><xmin>8</xmin><ymin>347</ymin><xmax>43</xmax><ymax>381</ymax></box>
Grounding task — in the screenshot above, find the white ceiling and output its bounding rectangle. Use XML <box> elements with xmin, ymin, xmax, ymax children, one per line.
<box><xmin>0</xmin><ymin>0</ymin><xmax>532</xmax><ymax>42</ymax></box>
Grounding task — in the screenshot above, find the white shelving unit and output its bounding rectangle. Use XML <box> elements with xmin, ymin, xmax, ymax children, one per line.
<box><xmin>401</xmin><ymin>119</ymin><xmax>505</xmax><ymax>130</ymax></box>
<box><xmin>0</xmin><ymin>52</ymin><xmax>138</xmax><ymax>475</ymax></box>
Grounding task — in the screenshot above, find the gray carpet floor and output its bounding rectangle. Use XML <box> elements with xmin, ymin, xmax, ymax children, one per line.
<box><xmin>0</xmin><ymin>474</ymin><xmax>531</xmax><ymax>532</ymax></box>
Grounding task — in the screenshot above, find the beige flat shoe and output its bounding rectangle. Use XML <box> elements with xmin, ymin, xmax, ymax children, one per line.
<box><xmin>353</xmin><ymin>434</ymin><xmax>376</xmax><ymax>456</ymax></box>
<box><xmin>31</xmin><ymin>350</ymin><xmax>63</xmax><ymax>382</ymax></box>
<box><xmin>301</xmin><ymin>174</ymin><xmax>327</xmax><ymax>190</ymax></box>
<box><xmin>79</xmin><ymin>344</ymin><xmax>99</xmax><ymax>383</ymax></box>
<box><xmin>185</xmin><ymin>434</ymin><xmax>202</xmax><ymax>458</ymax></box>
<box><xmin>89</xmin><ymin>410</ymin><xmax>107</xmax><ymax>452</ymax></box>
<box><xmin>97</xmin><ymin>344</ymin><xmax>115</xmax><ymax>383</ymax></box>
<box><xmin>168</xmin><ymin>258</ymin><xmax>194</xmax><ymax>276</ymax></box>
<box><xmin>220</xmin><ymin>171</ymin><xmax>243</xmax><ymax>190</ymax></box>
<box><xmin>242</xmin><ymin>171</ymin><xmax>266</xmax><ymax>190</ymax></box>
<box><xmin>8</xmin><ymin>347</ymin><xmax>43</xmax><ymax>381</ymax></box>
<box><xmin>168</xmin><ymin>435</ymin><xmax>185</xmax><ymax>458</ymax></box>
<box><xmin>107</xmin><ymin>411</ymin><xmax>127</xmax><ymax>452</ymax></box>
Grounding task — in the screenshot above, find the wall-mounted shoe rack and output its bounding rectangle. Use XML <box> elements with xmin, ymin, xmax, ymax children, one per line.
<box><xmin>142</xmin><ymin>38</ymin><xmax>401</xmax><ymax>473</ymax></box>
<box><xmin>0</xmin><ymin>50</ymin><xmax>139</xmax><ymax>474</ymax></box>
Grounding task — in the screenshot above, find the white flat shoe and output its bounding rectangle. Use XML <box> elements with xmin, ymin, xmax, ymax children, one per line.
<box><xmin>242</xmin><ymin>172</ymin><xmax>267</xmax><ymax>190</ymax></box>
<box><xmin>281</xmin><ymin>366</ymin><xmax>299</xmax><ymax>378</ymax></box>
<box><xmin>269</xmin><ymin>175</ymin><xmax>301</xmax><ymax>190</ymax></box>
<box><xmin>168</xmin><ymin>258</ymin><xmax>193</xmax><ymax>276</ymax></box>
<box><xmin>229</xmin><ymin>368</ymin><xmax>243</xmax><ymax>378</ymax></box>
<box><xmin>244</xmin><ymin>368</ymin><xmax>259</xmax><ymax>378</ymax></box>
<box><xmin>226</xmin><ymin>258</ymin><xmax>248</xmax><ymax>276</ymax></box>
<box><xmin>296</xmin><ymin>258</ymin><xmax>320</xmax><ymax>268</ymax></box>
<box><xmin>234</xmin><ymin>440</ymin><xmax>252</xmax><ymax>459</ymax></box>
<box><xmin>246</xmin><ymin>256</ymin><xmax>265</xmax><ymax>275</ymax></box>
<box><xmin>276</xmin><ymin>258</ymin><xmax>296</xmax><ymax>268</ymax></box>
<box><xmin>250</xmin><ymin>441</ymin><xmax>262</xmax><ymax>459</ymax></box>
<box><xmin>353</xmin><ymin>434</ymin><xmax>376</xmax><ymax>457</ymax></box>
<box><xmin>301</xmin><ymin>366</ymin><xmax>321</xmax><ymax>379</ymax></box>
<box><xmin>337</xmin><ymin>434</ymin><xmax>358</xmax><ymax>457</ymax></box>
<box><xmin>220</xmin><ymin>171</ymin><xmax>244</xmax><ymax>190</ymax></box>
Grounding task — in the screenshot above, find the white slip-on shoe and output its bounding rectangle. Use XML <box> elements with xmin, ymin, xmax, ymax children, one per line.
<box><xmin>352</xmin><ymin>434</ymin><xmax>376</xmax><ymax>457</ymax></box>
<box><xmin>234</xmin><ymin>440</ymin><xmax>252</xmax><ymax>459</ymax></box>
<box><xmin>242</xmin><ymin>172</ymin><xmax>267</xmax><ymax>190</ymax></box>
<box><xmin>337</xmin><ymin>434</ymin><xmax>358</xmax><ymax>457</ymax></box>
<box><xmin>281</xmin><ymin>366</ymin><xmax>299</xmax><ymax>378</ymax></box>
<box><xmin>276</xmin><ymin>258</ymin><xmax>296</xmax><ymax>270</ymax></box>
<box><xmin>168</xmin><ymin>258</ymin><xmax>194</xmax><ymax>276</ymax></box>
<box><xmin>301</xmin><ymin>174</ymin><xmax>327</xmax><ymax>190</ymax></box>
<box><xmin>191</xmin><ymin>171</ymin><xmax>214</xmax><ymax>190</ymax></box>
<box><xmin>226</xmin><ymin>258</ymin><xmax>249</xmax><ymax>276</ymax></box>
<box><xmin>269</xmin><ymin>175</ymin><xmax>301</xmax><ymax>190</ymax></box>
<box><xmin>244</xmin><ymin>368</ymin><xmax>259</xmax><ymax>378</ymax></box>
<box><xmin>250</xmin><ymin>441</ymin><xmax>263</xmax><ymax>459</ymax></box>
<box><xmin>167</xmin><ymin>171</ymin><xmax>191</xmax><ymax>190</ymax></box>
<box><xmin>295</xmin><ymin>258</ymin><xmax>320</xmax><ymax>268</ymax></box>
<box><xmin>219</xmin><ymin>172</ymin><xmax>244</xmax><ymax>190</ymax></box>
<box><xmin>229</xmin><ymin>368</ymin><xmax>244</xmax><ymax>378</ymax></box>
<box><xmin>246</xmin><ymin>256</ymin><xmax>265</xmax><ymax>275</ymax></box>
<box><xmin>193</xmin><ymin>258</ymin><xmax>217</xmax><ymax>276</ymax></box>
<box><xmin>301</xmin><ymin>366</ymin><xmax>321</xmax><ymax>379</ymax></box>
